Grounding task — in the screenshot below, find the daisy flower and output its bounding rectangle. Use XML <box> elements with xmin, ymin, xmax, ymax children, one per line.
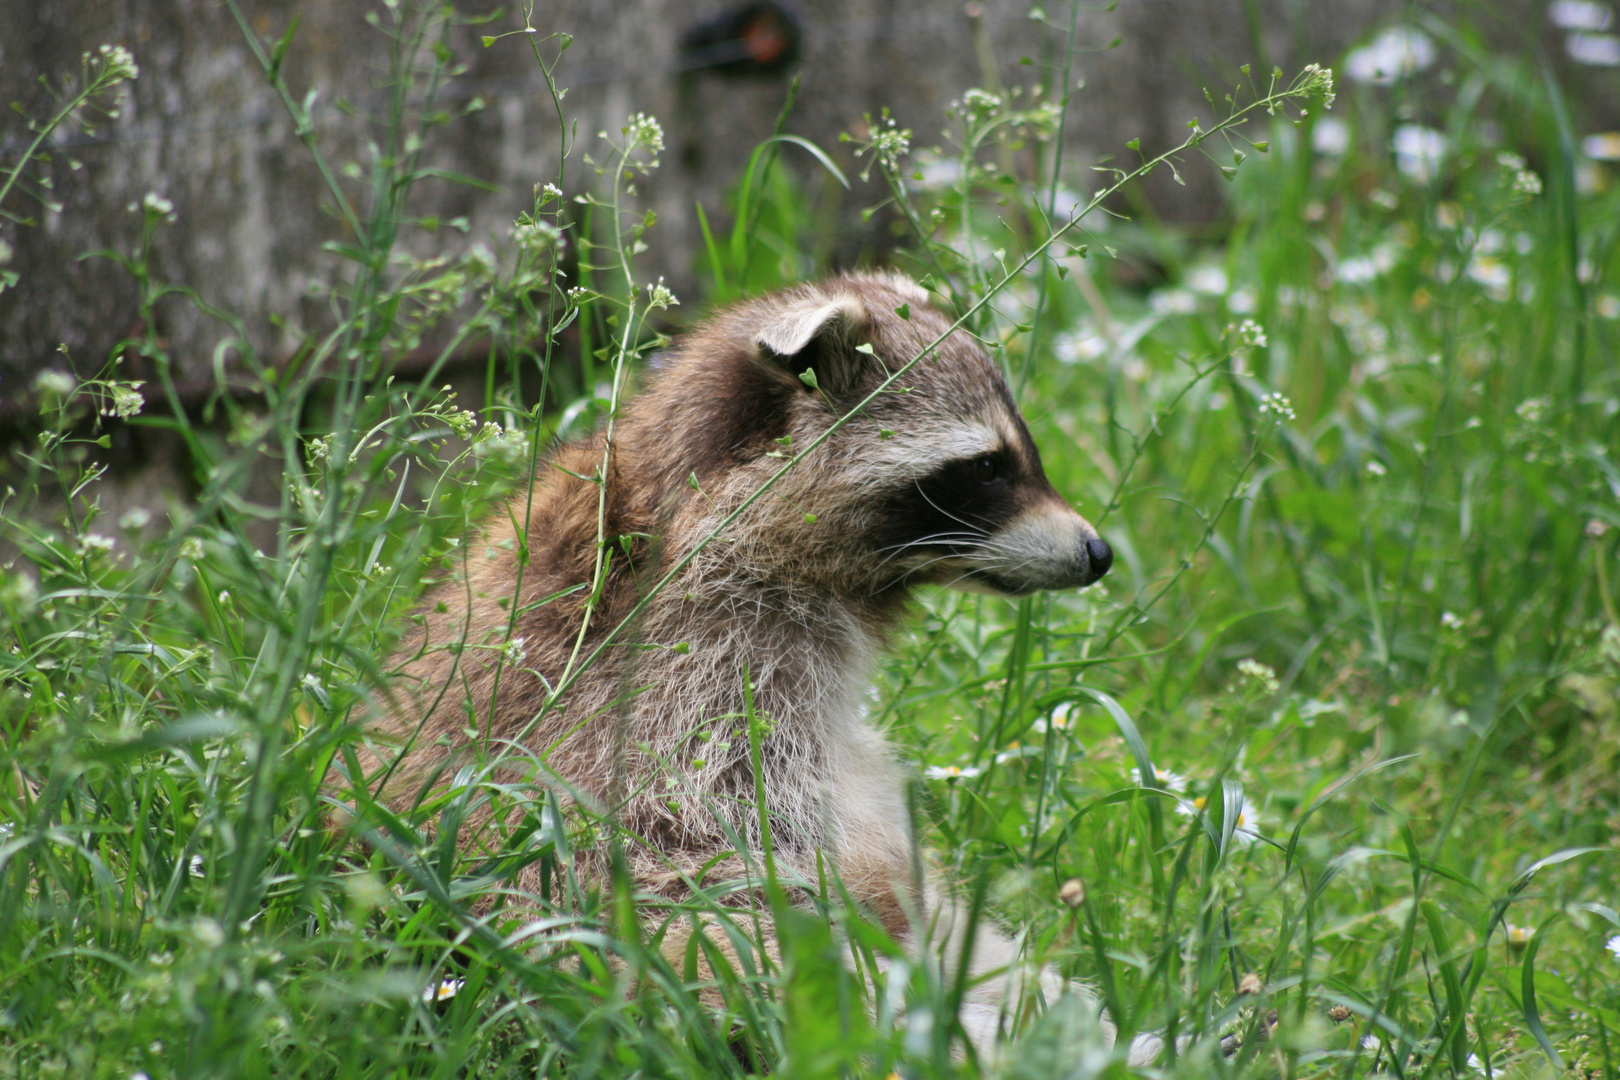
<box><xmin>1031</xmin><ymin>702</ymin><xmax>1074</xmax><ymax>735</ymax></box>
<box><xmin>1129</xmin><ymin>766</ymin><xmax>1189</xmax><ymax>792</ymax></box>
<box><xmin>423</xmin><ymin>978</ymin><xmax>465</xmax><ymax>1003</ymax></box>
<box><xmin>1176</xmin><ymin>793</ymin><xmax>1262</xmax><ymax>847</ymax></box>
<box><xmin>994</xmin><ymin>742</ymin><xmax>1035</xmax><ymax>765</ymax></box>
<box><xmin>1606</xmin><ymin>934</ymin><xmax>1620</xmax><ymax>960</ymax></box>
<box><xmin>924</xmin><ymin>764</ymin><xmax>982</xmax><ymax>782</ymax></box>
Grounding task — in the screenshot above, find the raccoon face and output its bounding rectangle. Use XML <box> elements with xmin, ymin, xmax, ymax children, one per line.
<box><xmin>875</xmin><ymin>423</ymin><xmax>1113</xmax><ymax>597</ymax></box>
<box><xmin>747</xmin><ymin>274</ymin><xmax>1112</xmax><ymax>598</ymax></box>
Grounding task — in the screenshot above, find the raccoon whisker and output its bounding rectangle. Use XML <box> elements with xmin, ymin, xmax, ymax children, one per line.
<box><xmin>871</xmin><ymin>531</ymin><xmax>981</xmax><ymax>554</ymax></box>
<box><xmin>875</xmin><ymin>552</ymin><xmax>977</xmax><ymax>591</ymax></box>
<box><xmin>871</xmin><ymin>532</ymin><xmax>984</xmax><ymax>569</ymax></box>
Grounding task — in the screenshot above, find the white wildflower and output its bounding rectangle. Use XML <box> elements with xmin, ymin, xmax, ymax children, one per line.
<box><xmin>1440</xmin><ymin>611</ymin><xmax>1465</xmax><ymax>631</ymax></box>
<box><xmin>189</xmin><ymin>918</ymin><xmax>225</xmax><ymax>950</ymax></box>
<box><xmin>444</xmin><ymin>408</ymin><xmax>478</xmax><ymax>439</ymax></box>
<box><xmin>80</xmin><ymin>533</ymin><xmax>117</xmax><ymax>554</ymax></box>
<box><xmin>1393</xmin><ymin>125</ymin><xmax>1447</xmax><ymax>182</ymax></box>
<box><xmin>1567</xmin><ymin>33</ymin><xmax>1620</xmax><ymax>65</ymax></box>
<box><xmin>117</xmin><ymin>507</ymin><xmax>151</xmax><ymax>531</ymax></box>
<box><xmin>1467</xmin><ymin>257</ymin><xmax>1512</xmax><ymax>301</ymax></box>
<box><xmin>106</xmin><ymin>381</ymin><xmax>145</xmax><ymax>418</ymax></box>
<box><xmin>925</xmin><ymin>764</ymin><xmax>983</xmax><ymax>782</ymax></box>
<box><xmin>423</xmin><ymin>978</ymin><xmax>465</xmax><ymax>1003</ymax></box>
<box><xmin>1583</xmin><ymin>132</ymin><xmax>1620</xmax><ymax>161</ymax></box>
<box><xmin>1176</xmin><ymin>793</ymin><xmax>1263</xmax><ymax>848</ymax></box>
<box><xmin>1312</xmin><ymin>116</ymin><xmax>1351</xmax><ymax>156</ymax></box>
<box><xmin>142</xmin><ymin>192</ymin><xmax>176</xmax><ymax>221</ymax></box>
<box><xmin>875</xmin><ymin>125</ymin><xmax>912</xmax><ymax>171</ymax></box>
<box><xmin>1231</xmin><ymin>319</ymin><xmax>1268</xmax><ymax>349</ymax></box>
<box><xmin>957</xmin><ymin>88</ymin><xmax>1002</xmax><ymax>118</ymax></box>
<box><xmin>1550</xmin><ymin>1</ymin><xmax>1613</xmax><ymax>30</ymax></box>
<box><xmin>1364</xmin><ymin>459</ymin><xmax>1387</xmax><ymax>477</ymax></box>
<box><xmin>1338</xmin><ymin>243</ymin><xmax>1400</xmax><ymax>283</ymax></box>
<box><xmin>1149</xmin><ymin>289</ymin><xmax>1198</xmax><ymax>315</ymax></box>
<box><xmin>1257</xmin><ymin>392</ymin><xmax>1296</xmax><ymax>421</ymax></box>
<box><xmin>646</xmin><ymin>277</ymin><xmax>679</xmax><ymax>310</ymax></box>
<box><xmin>95</xmin><ymin>43</ymin><xmax>139</xmax><ymax>82</ymax></box>
<box><xmin>500</xmin><ymin>636</ymin><xmax>528</xmax><ymax>666</ymax></box>
<box><xmin>622</xmin><ymin>112</ymin><xmax>665</xmax><ymax>157</ymax></box>
<box><xmin>1187</xmin><ymin>265</ymin><xmax>1228</xmax><ymax>295</ymax></box>
<box><xmin>1344</xmin><ymin>28</ymin><xmax>1436</xmax><ymax>85</ymax></box>
<box><xmin>1237</xmin><ymin>658</ymin><xmax>1281</xmax><ymax>694</ymax></box>
<box><xmin>539</xmin><ymin>182</ymin><xmax>564</xmax><ymax>203</ymax></box>
<box><xmin>179</xmin><ymin>536</ymin><xmax>205</xmax><ymax>561</ymax></box>
<box><xmin>1130</xmin><ymin>766</ymin><xmax>1189</xmax><ymax>793</ymax></box>
<box><xmin>1298</xmin><ymin>62</ymin><xmax>1337</xmax><ymax>108</ymax></box>
<box><xmin>1032</xmin><ymin>701</ymin><xmax>1075</xmax><ymax>735</ymax></box>
<box><xmin>1516</xmin><ymin>397</ymin><xmax>1548</xmax><ymax>423</ymax></box>
<box><xmin>1606</xmin><ymin>934</ymin><xmax>1620</xmax><ymax>960</ymax></box>
<box><xmin>32</xmin><ymin>370</ymin><xmax>76</xmax><ymax>398</ymax></box>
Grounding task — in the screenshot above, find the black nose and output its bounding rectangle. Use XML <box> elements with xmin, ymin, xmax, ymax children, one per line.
<box><xmin>1085</xmin><ymin>537</ymin><xmax>1113</xmax><ymax>582</ymax></box>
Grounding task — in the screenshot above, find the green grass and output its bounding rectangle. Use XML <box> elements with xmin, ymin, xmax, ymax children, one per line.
<box><xmin>2</xmin><ymin>3</ymin><xmax>1619</xmax><ymax>1078</ymax></box>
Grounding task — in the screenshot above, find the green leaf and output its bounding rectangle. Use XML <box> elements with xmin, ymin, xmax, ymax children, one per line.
<box><xmin>1521</xmin><ymin>920</ymin><xmax>1566</xmax><ymax>1071</ymax></box>
<box><xmin>1511</xmin><ymin>847</ymin><xmax>1608</xmax><ymax>892</ymax></box>
<box><xmin>85</xmin><ymin>713</ymin><xmax>245</xmax><ymax>760</ymax></box>
<box><xmin>894</xmin><ymin>303</ymin><xmax>910</xmax><ymax>320</ymax></box>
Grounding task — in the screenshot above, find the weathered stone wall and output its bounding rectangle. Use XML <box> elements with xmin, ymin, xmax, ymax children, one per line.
<box><xmin>0</xmin><ymin>0</ymin><xmax>1562</xmax><ymax>420</ymax></box>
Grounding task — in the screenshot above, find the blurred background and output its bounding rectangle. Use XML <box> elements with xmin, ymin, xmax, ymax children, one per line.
<box><xmin>6</xmin><ymin>2</ymin><xmax>1610</xmax><ymax>394</ymax></box>
<box><xmin>1</xmin><ymin>0</ymin><xmax>1617</xmax><ymax>510</ymax></box>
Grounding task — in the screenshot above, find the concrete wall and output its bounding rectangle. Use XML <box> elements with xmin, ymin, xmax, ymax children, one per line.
<box><xmin>0</xmin><ymin>0</ymin><xmax>1562</xmax><ymax>420</ymax></box>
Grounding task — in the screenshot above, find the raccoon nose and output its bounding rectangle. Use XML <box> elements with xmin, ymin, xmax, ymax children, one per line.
<box><xmin>1084</xmin><ymin>537</ymin><xmax>1113</xmax><ymax>583</ymax></box>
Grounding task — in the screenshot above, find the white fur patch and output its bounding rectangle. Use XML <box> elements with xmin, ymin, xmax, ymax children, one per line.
<box><xmin>974</xmin><ymin>504</ymin><xmax>1094</xmax><ymax>591</ymax></box>
<box><xmin>852</xmin><ymin>421</ymin><xmax>1002</xmax><ymax>485</ymax></box>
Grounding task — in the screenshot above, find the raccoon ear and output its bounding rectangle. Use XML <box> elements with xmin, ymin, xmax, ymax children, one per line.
<box><xmin>753</xmin><ymin>293</ymin><xmax>869</xmax><ymax>394</ymax></box>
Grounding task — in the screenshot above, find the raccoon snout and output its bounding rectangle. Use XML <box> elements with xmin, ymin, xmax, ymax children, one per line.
<box><xmin>973</xmin><ymin>505</ymin><xmax>1112</xmax><ymax>595</ymax></box>
<box><xmin>1084</xmin><ymin>536</ymin><xmax>1114</xmax><ymax>582</ymax></box>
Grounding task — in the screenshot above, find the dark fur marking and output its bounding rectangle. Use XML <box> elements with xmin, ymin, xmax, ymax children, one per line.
<box><xmin>873</xmin><ymin>453</ymin><xmax>1023</xmax><ymax>556</ymax></box>
<box><xmin>685</xmin><ymin>349</ymin><xmax>794</xmax><ymax>482</ymax></box>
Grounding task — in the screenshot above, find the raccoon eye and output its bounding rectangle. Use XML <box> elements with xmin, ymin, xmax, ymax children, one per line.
<box><xmin>971</xmin><ymin>456</ymin><xmax>1000</xmax><ymax>484</ymax></box>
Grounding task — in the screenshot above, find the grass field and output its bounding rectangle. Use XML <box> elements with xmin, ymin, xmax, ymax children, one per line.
<box><xmin>2</xmin><ymin>4</ymin><xmax>1618</xmax><ymax>1077</ymax></box>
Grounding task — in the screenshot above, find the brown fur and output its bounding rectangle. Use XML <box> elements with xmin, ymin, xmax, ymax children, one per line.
<box><xmin>364</xmin><ymin>272</ymin><xmax>1117</xmax><ymax>1053</ymax></box>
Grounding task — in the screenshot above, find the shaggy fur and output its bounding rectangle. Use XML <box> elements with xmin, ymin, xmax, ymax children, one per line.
<box><xmin>370</xmin><ymin>272</ymin><xmax>1120</xmax><ymax>1055</ymax></box>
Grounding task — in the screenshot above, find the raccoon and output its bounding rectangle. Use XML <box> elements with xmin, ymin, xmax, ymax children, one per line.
<box><xmin>373</xmin><ymin>272</ymin><xmax>1118</xmax><ymax>1054</ymax></box>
